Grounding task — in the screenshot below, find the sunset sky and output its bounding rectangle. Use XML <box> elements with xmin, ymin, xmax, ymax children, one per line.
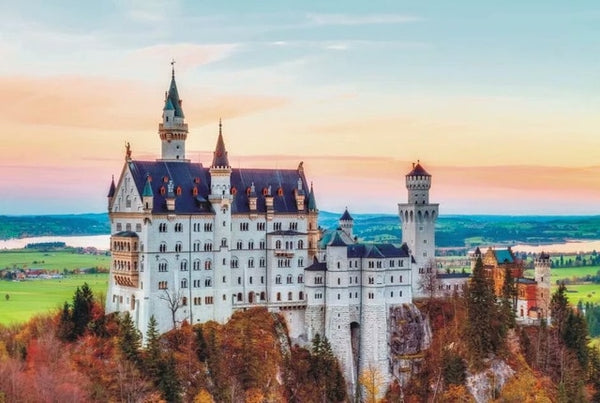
<box><xmin>1</xmin><ymin>1</ymin><xmax>599</xmax><ymax>215</ymax></box>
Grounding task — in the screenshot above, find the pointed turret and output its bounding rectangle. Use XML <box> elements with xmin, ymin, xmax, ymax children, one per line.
<box><xmin>107</xmin><ymin>175</ymin><xmax>116</xmax><ymax>210</ymax></box>
<box><xmin>142</xmin><ymin>176</ymin><xmax>153</xmax><ymax>211</ymax></box>
<box><xmin>339</xmin><ymin>207</ymin><xmax>354</xmax><ymax>239</ymax></box>
<box><xmin>211</xmin><ymin>120</ymin><xmax>230</xmax><ymax>168</ymax></box>
<box><xmin>308</xmin><ymin>182</ymin><xmax>317</xmax><ymax>212</ymax></box>
<box><xmin>159</xmin><ymin>62</ymin><xmax>188</xmax><ymax>161</ymax></box>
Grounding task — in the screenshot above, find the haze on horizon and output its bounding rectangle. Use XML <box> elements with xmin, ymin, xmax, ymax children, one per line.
<box><xmin>0</xmin><ymin>1</ymin><xmax>599</xmax><ymax>216</ymax></box>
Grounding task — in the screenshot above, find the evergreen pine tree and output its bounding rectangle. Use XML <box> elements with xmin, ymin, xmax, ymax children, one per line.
<box><xmin>119</xmin><ymin>311</ymin><xmax>142</xmax><ymax>363</ymax></box>
<box><xmin>71</xmin><ymin>283</ymin><xmax>94</xmax><ymax>338</ymax></box>
<box><xmin>145</xmin><ymin>315</ymin><xmax>162</xmax><ymax>380</ymax></box>
<box><xmin>466</xmin><ymin>256</ymin><xmax>500</xmax><ymax>364</ymax></box>
<box><xmin>57</xmin><ymin>301</ymin><xmax>75</xmax><ymax>341</ymax></box>
<box><xmin>551</xmin><ymin>282</ymin><xmax>569</xmax><ymax>335</ymax></box>
<box><xmin>500</xmin><ymin>265</ymin><xmax>516</xmax><ymax>330</ymax></box>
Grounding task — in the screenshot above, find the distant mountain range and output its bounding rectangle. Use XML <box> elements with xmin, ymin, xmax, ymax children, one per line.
<box><xmin>2</xmin><ymin>212</ymin><xmax>600</xmax><ymax>248</ymax></box>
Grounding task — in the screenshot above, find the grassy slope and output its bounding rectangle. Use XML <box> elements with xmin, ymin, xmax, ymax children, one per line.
<box><xmin>0</xmin><ymin>273</ymin><xmax>109</xmax><ymax>324</ymax></box>
<box><xmin>0</xmin><ymin>249</ymin><xmax>110</xmax><ymax>271</ymax></box>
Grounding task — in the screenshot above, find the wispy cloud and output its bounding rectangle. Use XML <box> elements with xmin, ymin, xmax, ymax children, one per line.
<box><xmin>306</xmin><ymin>13</ymin><xmax>422</xmax><ymax>26</ymax></box>
<box><xmin>127</xmin><ymin>43</ymin><xmax>239</xmax><ymax>71</ymax></box>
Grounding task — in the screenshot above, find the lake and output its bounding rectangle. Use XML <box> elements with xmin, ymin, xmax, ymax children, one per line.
<box><xmin>512</xmin><ymin>240</ymin><xmax>600</xmax><ymax>254</ymax></box>
<box><xmin>0</xmin><ymin>235</ymin><xmax>111</xmax><ymax>250</ymax></box>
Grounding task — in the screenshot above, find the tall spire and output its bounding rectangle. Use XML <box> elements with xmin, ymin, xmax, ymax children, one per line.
<box><xmin>159</xmin><ymin>62</ymin><xmax>188</xmax><ymax>161</ymax></box>
<box><xmin>211</xmin><ymin>119</ymin><xmax>230</xmax><ymax>168</ymax></box>
<box><xmin>107</xmin><ymin>175</ymin><xmax>116</xmax><ymax>198</ymax></box>
<box><xmin>166</xmin><ymin>60</ymin><xmax>184</xmax><ymax>118</ymax></box>
<box><xmin>308</xmin><ymin>182</ymin><xmax>317</xmax><ymax>211</ymax></box>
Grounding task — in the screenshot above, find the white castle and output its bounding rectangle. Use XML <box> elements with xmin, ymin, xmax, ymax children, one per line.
<box><xmin>105</xmin><ymin>68</ymin><xmax>441</xmax><ymax>391</ymax></box>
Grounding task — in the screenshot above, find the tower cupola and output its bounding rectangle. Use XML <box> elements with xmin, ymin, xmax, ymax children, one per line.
<box><xmin>339</xmin><ymin>208</ymin><xmax>354</xmax><ymax>239</ymax></box>
<box><xmin>158</xmin><ymin>61</ymin><xmax>188</xmax><ymax>162</ymax></box>
<box><xmin>211</xmin><ymin>119</ymin><xmax>230</xmax><ymax>168</ymax></box>
<box><xmin>406</xmin><ymin>160</ymin><xmax>431</xmax><ymax>204</ymax></box>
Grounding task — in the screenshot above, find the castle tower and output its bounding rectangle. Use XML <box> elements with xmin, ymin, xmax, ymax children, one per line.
<box><xmin>339</xmin><ymin>208</ymin><xmax>354</xmax><ymax>240</ymax></box>
<box><xmin>209</xmin><ymin>120</ymin><xmax>233</xmax><ymax>322</ymax></box>
<box><xmin>158</xmin><ymin>63</ymin><xmax>188</xmax><ymax>161</ymax></box>
<box><xmin>398</xmin><ymin>161</ymin><xmax>439</xmax><ymax>298</ymax></box>
<box><xmin>534</xmin><ymin>252</ymin><xmax>552</xmax><ymax>320</ymax></box>
<box><xmin>107</xmin><ymin>175</ymin><xmax>116</xmax><ymax>210</ymax></box>
<box><xmin>307</xmin><ymin>183</ymin><xmax>319</xmax><ymax>261</ymax></box>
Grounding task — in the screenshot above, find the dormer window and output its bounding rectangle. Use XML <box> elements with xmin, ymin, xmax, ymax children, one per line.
<box><xmin>192</xmin><ymin>186</ymin><xmax>198</xmax><ymax>196</ymax></box>
<box><xmin>194</xmin><ymin>177</ymin><xmax>200</xmax><ymax>184</ymax></box>
<box><xmin>231</xmin><ymin>187</ymin><xmax>237</xmax><ymax>195</ymax></box>
<box><xmin>262</xmin><ymin>188</ymin><xmax>268</xmax><ymax>196</ymax></box>
<box><xmin>277</xmin><ymin>187</ymin><xmax>284</xmax><ymax>196</ymax></box>
<box><xmin>160</xmin><ymin>186</ymin><xmax>166</xmax><ymax>196</ymax></box>
<box><xmin>246</xmin><ymin>187</ymin><xmax>251</xmax><ymax>196</ymax></box>
<box><xmin>163</xmin><ymin>176</ymin><xmax>169</xmax><ymax>183</ymax></box>
<box><xmin>176</xmin><ymin>186</ymin><xmax>182</xmax><ymax>196</ymax></box>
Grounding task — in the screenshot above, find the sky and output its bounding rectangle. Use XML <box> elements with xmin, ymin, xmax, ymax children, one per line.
<box><xmin>0</xmin><ymin>1</ymin><xmax>599</xmax><ymax>215</ymax></box>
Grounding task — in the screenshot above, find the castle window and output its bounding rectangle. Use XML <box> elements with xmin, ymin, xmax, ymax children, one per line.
<box><xmin>276</xmin><ymin>240</ymin><xmax>282</xmax><ymax>249</ymax></box>
<box><xmin>240</xmin><ymin>222</ymin><xmax>249</xmax><ymax>231</ymax></box>
<box><xmin>193</xmin><ymin>241</ymin><xmax>200</xmax><ymax>252</ymax></box>
<box><xmin>181</xmin><ymin>296</ymin><xmax>187</xmax><ymax>306</ymax></box>
<box><xmin>248</xmin><ymin>258</ymin><xmax>254</xmax><ymax>268</ymax></box>
<box><xmin>248</xmin><ymin>241</ymin><xmax>254</xmax><ymax>250</ymax></box>
<box><xmin>298</xmin><ymin>240</ymin><xmax>303</xmax><ymax>249</ymax></box>
<box><xmin>158</xmin><ymin>281</ymin><xmax>168</xmax><ymax>290</ymax></box>
<box><xmin>205</xmin><ymin>278</ymin><xmax>212</xmax><ymax>287</ymax></box>
<box><xmin>368</xmin><ymin>261</ymin><xmax>374</xmax><ymax>269</ymax></box>
<box><xmin>180</xmin><ymin>260</ymin><xmax>188</xmax><ymax>271</ymax></box>
<box><xmin>399</xmin><ymin>260</ymin><xmax>404</xmax><ymax>267</ymax></box>
<box><xmin>236</xmin><ymin>240</ymin><xmax>243</xmax><ymax>250</ymax></box>
<box><xmin>261</xmin><ymin>276</ymin><xmax>264</xmax><ymax>284</ymax></box>
<box><xmin>350</xmin><ymin>277</ymin><xmax>352</xmax><ymax>284</ymax></box>
<box><xmin>260</xmin><ymin>240</ymin><xmax>266</xmax><ymax>249</ymax></box>
<box><xmin>298</xmin><ymin>274</ymin><xmax>303</xmax><ymax>283</ymax></box>
<box><xmin>205</xmin><ymin>296</ymin><xmax>213</xmax><ymax>305</ymax></box>
<box><xmin>399</xmin><ymin>290</ymin><xmax>403</xmax><ymax>297</ymax></box>
<box><xmin>204</xmin><ymin>223</ymin><xmax>213</xmax><ymax>232</ymax></box>
<box><xmin>194</xmin><ymin>297</ymin><xmax>201</xmax><ymax>305</ymax></box>
<box><xmin>204</xmin><ymin>260</ymin><xmax>212</xmax><ymax>270</ymax></box>
<box><xmin>298</xmin><ymin>258</ymin><xmax>304</xmax><ymax>267</ymax></box>
<box><xmin>158</xmin><ymin>262</ymin><xmax>167</xmax><ymax>273</ymax></box>
<box><xmin>377</xmin><ymin>261</ymin><xmax>382</xmax><ymax>268</ymax></box>
<box><xmin>259</xmin><ymin>258</ymin><xmax>266</xmax><ymax>268</ymax></box>
<box><xmin>337</xmin><ymin>278</ymin><xmax>341</xmax><ymax>285</ymax></box>
<box><xmin>299</xmin><ymin>291</ymin><xmax>304</xmax><ymax>300</ymax></box>
<box><xmin>181</xmin><ymin>279</ymin><xmax>188</xmax><ymax>288</ymax></box>
<box><xmin>159</xmin><ymin>223</ymin><xmax>167</xmax><ymax>232</ymax></box>
<box><xmin>136</xmin><ymin>223</ymin><xmax>142</xmax><ymax>232</ymax></box>
<box><xmin>277</xmin><ymin>292</ymin><xmax>281</xmax><ymax>301</ymax></box>
<box><xmin>390</xmin><ymin>276</ymin><xmax>394</xmax><ymax>283</ymax></box>
<box><xmin>390</xmin><ymin>260</ymin><xmax>395</xmax><ymax>268</ymax></box>
<box><xmin>231</xmin><ymin>258</ymin><xmax>239</xmax><ymax>268</ymax></box>
<box><xmin>337</xmin><ymin>262</ymin><xmax>340</xmax><ymax>269</ymax></box>
<box><xmin>289</xmin><ymin>222</ymin><xmax>298</xmax><ymax>231</ymax></box>
<box><xmin>221</xmin><ymin>238</ymin><xmax>227</xmax><ymax>247</ymax></box>
<box><xmin>193</xmin><ymin>280</ymin><xmax>200</xmax><ymax>288</ymax></box>
<box><xmin>175</xmin><ymin>242</ymin><xmax>182</xmax><ymax>252</ymax></box>
<box><xmin>368</xmin><ymin>292</ymin><xmax>374</xmax><ymax>299</ymax></box>
<box><xmin>337</xmin><ymin>293</ymin><xmax>341</xmax><ymax>300</ymax></box>
<box><xmin>116</xmin><ymin>223</ymin><xmax>122</xmax><ymax>231</ymax></box>
<box><xmin>315</xmin><ymin>276</ymin><xmax>323</xmax><ymax>285</ymax></box>
<box><xmin>368</xmin><ymin>277</ymin><xmax>374</xmax><ymax>285</ymax></box>
<box><xmin>204</xmin><ymin>242</ymin><xmax>213</xmax><ymax>252</ymax></box>
<box><xmin>176</xmin><ymin>186</ymin><xmax>182</xmax><ymax>196</ymax></box>
<box><xmin>287</xmin><ymin>274</ymin><xmax>293</xmax><ymax>284</ymax></box>
<box><xmin>391</xmin><ymin>291</ymin><xmax>394</xmax><ymax>297</ymax></box>
<box><xmin>159</xmin><ymin>243</ymin><xmax>167</xmax><ymax>253</ymax></box>
<box><xmin>273</xmin><ymin>222</ymin><xmax>282</xmax><ymax>231</ymax></box>
<box><xmin>276</xmin><ymin>275</ymin><xmax>282</xmax><ymax>284</ymax></box>
<box><xmin>257</xmin><ymin>222</ymin><xmax>266</xmax><ymax>231</ymax></box>
<box><xmin>288</xmin><ymin>292</ymin><xmax>293</xmax><ymax>301</ymax></box>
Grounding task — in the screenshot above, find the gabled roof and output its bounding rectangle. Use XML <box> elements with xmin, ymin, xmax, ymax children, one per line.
<box><xmin>494</xmin><ymin>249</ymin><xmax>514</xmax><ymax>264</ymax></box>
<box><xmin>340</xmin><ymin>208</ymin><xmax>353</xmax><ymax>221</ymax></box>
<box><xmin>142</xmin><ymin>176</ymin><xmax>153</xmax><ymax>197</ymax></box>
<box><xmin>329</xmin><ymin>232</ymin><xmax>347</xmax><ymax>247</ymax></box>
<box><xmin>407</xmin><ymin>162</ymin><xmax>431</xmax><ymax>177</ymax></box>
<box><xmin>163</xmin><ymin>97</ymin><xmax>175</xmax><ymax>111</ymax></box>
<box><xmin>346</xmin><ymin>243</ymin><xmax>409</xmax><ymax>259</ymax></box>
<box><xmin>305</xmin><ymin>261</ymin><xmax>327</xmax><ymax>271</ymax></box>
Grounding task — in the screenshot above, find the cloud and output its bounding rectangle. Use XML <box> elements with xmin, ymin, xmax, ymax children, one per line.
<box><xmin>306</xmin><ymin>13</ymin><xmax>422</xmax><ymax>26</ymax></box>
<box><xmin>127</xmin><ymin>43</ymin><xmax>239</xmax><ymax>72</ymax></box>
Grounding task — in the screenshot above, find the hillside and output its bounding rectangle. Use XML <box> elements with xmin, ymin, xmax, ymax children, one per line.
<box><xmin>0</xmin><ymin>214</ymin><xmax>109</xmax><ymax>240</ymax></box>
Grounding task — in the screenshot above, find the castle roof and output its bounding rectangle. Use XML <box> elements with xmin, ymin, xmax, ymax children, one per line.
<box><xmin>329</xmin><ymin>232</ymin><xmax>347</xmax><ymax>247</ymax></box>
<box><xmin>538</xmin><ymin>252</ymin><xmax>550</xmax><ymax>260</ymax></box>
<box><xmin>407</xmin><ymin>162</ymin><xmax>431</xmax><ymax>177</ymax></box>
<box><xmin>517</xmin><ymin>278</ymin><xmax>537</xmax><ymax>285</ymax></box>
<box><xmin>142</xmin><ymin>176</ymin><xmax>153</xmax><ymax>197</ymax></box>
<box><xmin>126</xmin><ymin>160</ymin><xmax>310</xmax><ymax>215</ymax></box>
<box><xmin>437</xmin><ymin>272</ymin><xmax>471</xmax><ymax>279</ymax></box>
<box><xmin>493</xmin><ymin>249</ymin><xmax>515</xmax><ymax>264</ymax></box>
<box><xmin>346</xmin><ymin>243</ymin><xmax>409</xmax><ymax>259</ymax></box>
<box><xmin>305</xmin><ymin>261</ymin><xmax>327</xmax><ymax>271</ymax></box>
<box><xmin>166</xmin><ymin>68</ymin><xmax>184</xmax><ymax>118</ymax></box>
<box><xmin>307</xmin><ymin>183</ymin><xmax>317</xmax><ymax>211</ymax></box>
<box><xmin>113</xmin><ymin>231</ymin><xmax>138</xmax><ymax>238</ymax></box>
<box><xmin>211</xmin><ymin>120</ymin><xmax>230</xmax><ymax>168</ymax></box>
<box><xmin>107</xmin><ymin>176</ymin><xmax>116</xmax><ymax>197</ymax></box>
<box><xmin>340</xmin><ymin>208</ymin><xmax>353</xmax><ymax>221</ymax></box>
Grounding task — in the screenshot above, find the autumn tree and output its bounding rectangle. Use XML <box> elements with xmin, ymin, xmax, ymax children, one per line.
<box><xmin>359</xmin><ymin>363</ymin><xmax>385</xmax><ymax>403</ymax></box>
<box><xmin>417</xmin><ymin>259</ymin><xmax>440</xmax><ymax>302</ymax></box>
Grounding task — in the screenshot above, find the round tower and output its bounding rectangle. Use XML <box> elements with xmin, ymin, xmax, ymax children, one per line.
<box><xmin>339</xmin><ymin>208</ymin><xmax>354</xmax><ymax>240</ymax></box>
<box><xmin>534</xmin><ymin>252</ymin><xmax>552</xmax><ymax>320</ymax></box>
<box><xmin>398</xmin><ymin>161</ymin><xmax>439</xmax><ymax>298</ymax></box>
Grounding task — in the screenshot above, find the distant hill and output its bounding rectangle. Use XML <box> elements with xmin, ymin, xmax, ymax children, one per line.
<box><xmin>0</xmin><ymin>213</ymin><xmax>109</xmax><ymax>240</ymax></box>
<box><xmin>3</xmin><ymin>211</ymin><xmax>600</xmax><ymax>248</ymax></box>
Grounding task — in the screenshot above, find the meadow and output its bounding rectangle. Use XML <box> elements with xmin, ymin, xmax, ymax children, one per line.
<box><xmin>0</xmin><ymin>273</ymin><xmax>109</xmax><ymax>324</ymax></box>
<box><xmin>0</xmin><ymin>249</ymin><xmax>110</xmax><ymax>272</ymax></box>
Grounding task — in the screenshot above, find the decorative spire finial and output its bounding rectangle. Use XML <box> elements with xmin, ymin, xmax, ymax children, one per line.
<box><xmin>171</xmin><ymin>58</ymin><xmax>176</xmax><ymax>78</ymax></box>
<box><xmin>219</xmin><ymin>118</ymin><xmax>222</xmax><ymax>135</ymax></box>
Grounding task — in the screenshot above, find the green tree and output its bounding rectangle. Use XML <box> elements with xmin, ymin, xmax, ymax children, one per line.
<box><xmin>563</xmin><ymin>310</ymin><xmax>589</xmax><ymax>368</ymax></box>
<box><xmin>71</xmin><ymin>283</ymin><xmax>94</xmax><ymax>337</ymax></box>
<box><xmin>57</xmin><ymin>301</ymin><xmax>75</xmax><ymax>341</ymax></box>
<box><xmin>119</xmin><ymin>311</ymin><xmax>142</xmax><ymax>363</ymax></box>
<box><xmin>144</xmin><ymin>315</ymin><xmax>161</xmax><ymax>379</ymax></box>
<box><xmin>442</xmin><ymin>350</ymin><xmax>466</xmax><ymax>386</ymax></box>
<box><xmin>551</xmin><ymin>283</ymin><xmax>569</xmax><ymax>336</ymax></box>
<box><xmin>500</xmin><ymin>266</ymin><xmax>516</xmax><ymax>330</ymax></box>
<box><xmin>309</xmin><ymin>334</ymin><xmax>346</xmax><ymax>402</ymax></box>
<box><xmin>465</xmin><ymin>256</ymin><xmax>501</xmax><ymax>365</ymax></box>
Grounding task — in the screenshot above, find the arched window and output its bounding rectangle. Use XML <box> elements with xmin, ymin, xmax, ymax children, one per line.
<box><xmin>276</xmin><ymin>240</ymin><xmax>281</xmax><ymax>249</ymax></box>
<box><xmin>180</xmin><ymin>260</ymin><xmax>188</xmax><ymax>271</ymax></box>
<box><xmin>205</xmin><ymin>260</ymin><xmax>212</xmax><ymax>270</ymax></box>
<box><xmin>287</xmin><ymin>274</ymin><xmax>293</xmax><ymax>284</ymax></box>
<box><xmin>298</xmin><ymin>240</ymin><xmax>304</xmax><ymax>249</ymax></box>
<box><xmin>181</xmin><ymin>278</ymin><xmax>188</xmax><ymax>288</ymax></box>
<box><xmin>159</xmin><ymin>242</ymin><xmax>167</xmax><ymax>253</ymax></box>
<box><xmin>237</xmin><ymin>292</ymin><xmax>242</xmax><ymax>302</ymax></box>
<box><xmin>288</xmin><ymin>292</ymin><xmax>293</xmax><ymax>301</ymax></box>
<box><xmin>205</xmin><ymin>278</ymin><xmax>212</xmax><ymax>287</ymax></box>
<box><xmin>299</xmin><ymin>291</ymin><xmax>304</xmax><ymax>300</ymax></box>
<box><xmin>298</xmin><ymin>274</ymin><xmax>303</xmax><ymax>283</ymax></box>
<box><xmin>175</xmin><ymin>242</ymin><xmax>182</xmax><ymax>252</ymax></box>
<box><xmin>276</xmin><ymin>275</ymin><xmax>282</xmax><ymax>284</ymax></box>
<box><xmin>231</xmin><ymin>257</ymin><xmax>239</xmax><ymax>268</ymax></box>
<box><xmin>193</xmin><ymin>259</ymin><xmax>201</xmax><ymax>271</ymax></box>
<box><xmin>248</xmin><ymin>258</ymin><xmax>254</xmax><ymax>268</ymax></box>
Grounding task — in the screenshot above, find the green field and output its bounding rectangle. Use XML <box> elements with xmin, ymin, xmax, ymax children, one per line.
<box><xmin>0</xmin><ymin>274</ymin><xmax>109</xmax><ymax>324</ymax></box>
<box><xmin>0</xmin><ymin>249</ymin><xmax>110</xmax><ymax>272</ymax></box>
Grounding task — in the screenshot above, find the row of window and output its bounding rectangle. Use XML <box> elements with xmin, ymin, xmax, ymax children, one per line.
<box><xmin>116</xmin><ymin>223</ymin><xmax>142</xmax><ymax>232</ymax></box>
<box><xmin>313</xmin><ymin>275</ymin><xmax>403</xmax><ymax>285</ymax></box>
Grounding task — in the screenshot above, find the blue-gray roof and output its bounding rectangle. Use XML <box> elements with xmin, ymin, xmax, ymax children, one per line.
<box><xmin>494</xmin><ymin>249</ymin><xmax>514</xmax><ymax>264</ymax></box>
<box><xmin>340</xmin><ymin>209</ymin><xmax>353</xmax><ymax>221</ymax></box>
<box><xmin>126</xmin><ymin>160</ymin><xmax>310</xmax><ymax>215</ymax></box>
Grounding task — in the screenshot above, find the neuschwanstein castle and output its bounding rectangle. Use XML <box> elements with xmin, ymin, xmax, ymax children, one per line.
<box><xmin>105</xmin><ymin>68</ymin><xmax>549</xmax><ymax>391</ymax></box>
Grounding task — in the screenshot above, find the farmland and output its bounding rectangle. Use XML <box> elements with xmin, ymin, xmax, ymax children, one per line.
<box><xmin>0</xmin><ymin>249</ymin><xmax>110</xmax><ymax>272</ymax></box>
